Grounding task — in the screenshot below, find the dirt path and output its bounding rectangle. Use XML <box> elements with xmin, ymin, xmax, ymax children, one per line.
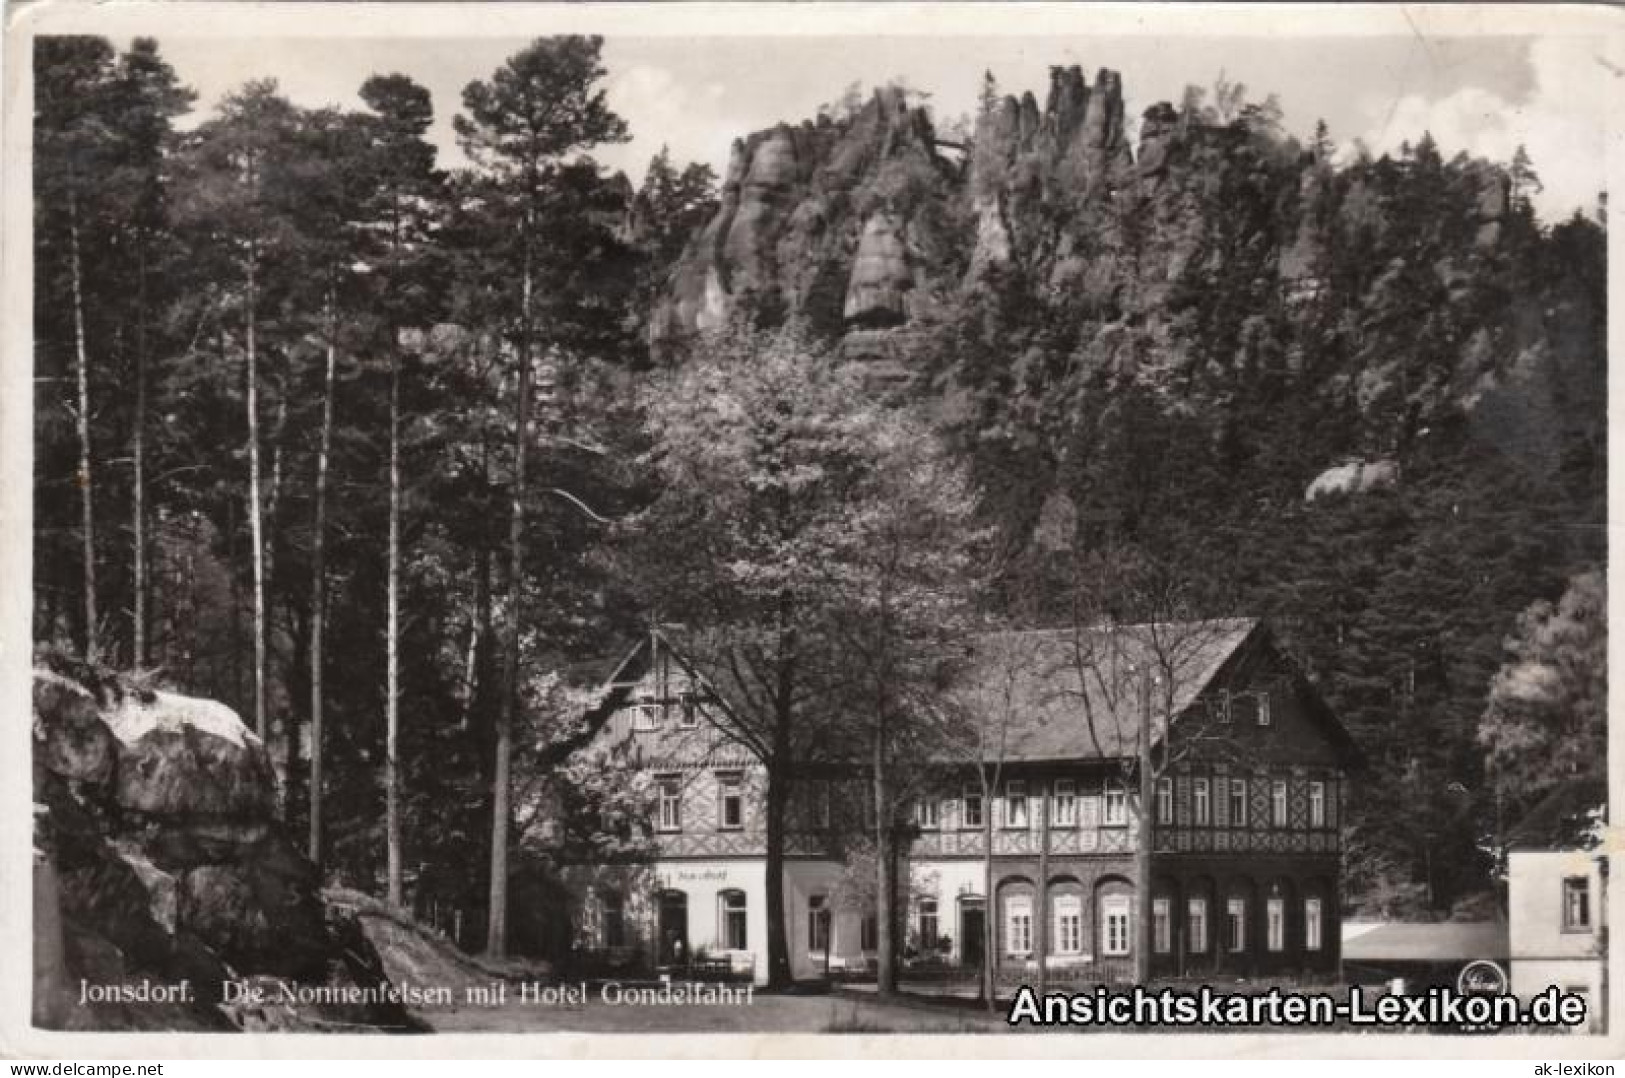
<box><xmin>416</xmin><ymin>989</ymin><xmax>1008</xmax><ymax>1034</ymax></box>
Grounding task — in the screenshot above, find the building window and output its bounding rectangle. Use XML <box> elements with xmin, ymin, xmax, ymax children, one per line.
<box><xmin>918</xmin><ymin>898</ymin><xmax>939</xmax><ymax>950</ymax></box>
<box><xmin>656</xmin><ymin>775</ymin><xmax>682</xmax><ymax>832</ymax></box>
<box><xmin>1256</xmin><ymin>691</ymin><xmax>1272</xmax><ymax>726</ymax></box>
<box><xmin>1188</xmin><ymin>898</ymin><xmax>1209</xmax><ymax>953</ymax></box>
<box><xmin>1004</xmin><ymin>781</ymin><xmax>1029</xmax><ymax>828</ymax></box>
<box><xmin>1104</xmin><ymin>784</ymin><xmax>1127</xmax><ymax>827</ymax></box>
<box><xmin>1304</xmin><ymin>898</ymin><xmax>1323</xmax><ymax>951</ymax></box>
<box><xmin>600</xmin><ymin>891</ymin><xmax>625</xmax><ymax>948</ymax></box>
<box><xmin>677</xmin><ymin>691</ymin><xmax>700</xmax><ymax>729</ymax></box>
<box><xmin>1102</xmin><ymin>895</ymin><xmax>1131</xmax><ymax>956</ymax></box>
<box><xmin>1563</xmin><ymin>877</ymin><xmax>1592</xmax><ymax>932</ymax></box>
<box><xmin>1193</xmin><ymin>778</ymin><xmax>1211</xmax><ymax>826</ymax></box>
<box><xmin>1267</xmin><ymin>897</ymin><xmax>1285</xmax><ymax>952</ymax></box>
<box><xmin>1054</xmin><ymin>895</ymin><xmax>1083</xmax><ymax>954</ymax></box>
<box><xmin>631</xmin><ymin>694</ymin><xmax>662</xmax><ymax>731</ymax></box>
<box><xmin>816</xmin><ymin>782</ymin><xmax>832</xmax><ymax>829</ymax></box>
<box><xmin>1229</xmin><ymin>779</ymin><xmax>1248</xmax><ymax>826</ymax></box>
<box><xmin>720</xmin><ymin>890</ymin><xmax>747</xmax><ymax>950</ymax></box>
<box><xmin>718</xmin><ymin>772</ymin><xmax>744</xmax><ymax>830</ymax></box>
<box><xmin>1153</xmin><ymin>898</ymin><xmax>1172</xmax><ymax>954</ymax></box>
<box><xmin>962</xmin><ymin>787</ymin><xmax>984</xmax><ymax>829</ymax></box>
<box><xmin>1308</xmin><ymin>781</ymin><xmax>1325</xmax><ymax>828</ymax></box>
<box><xmin>1227</xmin><ymin>898</ymin><xmax>1247</xmax><ymax>953</ymax></box>
<box><xmin>1005</xmin><ymin>894</ymin><xmax>1033</xmax><ymax>956</ymax></box>
<box><xmin>808</xmin><ymin>894</ymin><xmax>829</xmax><ymax>952</ymax></box>
<box><xmin>1156</xmin><ymin>777</ymin><xmax>1174</xmax><ymax>824</ymax></box>
<box><xmin>1052</xmin><ymin>780</ymin><xmax>1077</xmax><ymax>827</ymax></box>
<box><xmin>915</xmin><ymin>797</ymin><xmax>940</xmax><ymax>830</ymax></box>
<box><xmin>1271</xmin><ymin>779</ymin><xmax>1288</xmax><ymax>827</ymax></box>
<box><xmin>861</xmin><ymin>912</ymin><xmax>878</xmax><ymax>952</ymax></box>
<box><xmin>1217</xmin><ymin>689</ymin><xmax>1233</xmax><ymax>723</ymax></box>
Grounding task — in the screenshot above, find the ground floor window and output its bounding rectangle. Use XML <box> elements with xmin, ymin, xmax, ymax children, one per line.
<box><xmin>1053</xmin><ymin>894</ymin><xmax>1083</xmax><ymax>954</ymax></box>
<box><xmin>599</xmin><ymin>890</ymin><xmax>625</xmax><ymax>948</ymax></box>
<box><xmin>1227</xmin><ymin>898</ymin><xmax>1246</xmax><ymax>953</ymax></box>
<box><xmin>1188</xmin><ymin>897</ymin><xmax>1209</xmax><ymax>953</ymax></box>
<box><xmin>720</xmin><ymin>890</ymin><xmax>747</xmax><ymax>950</ymax></box>
<box><xmin>808</xmin><ymin>894</ymin><xmax>829</xmax><ymax>952</ymax></box>
<box><xmin>1005</xmin><ymin>894</ymin><xmax>1033</xmax><ymax>956</ymax></box>
<box><xmin>1101</xmin><ymin>895</ymin><xmax>1131</xmax><ymax>956</ymax></box>
<box><xmin>1304</xmin><ymin>898</ymin><xmax>1322</xmax><ymax>951</ymax></box>
<box><xmin>917</xmin><ymin>898</ymin><xmax>939</xmax><ymax>950</ymax></box>
<box><xmin>1266</xmin><ymin>897</ymin><xmax>1285</xmax><ymax>952</ymax></box>
<box><xmin>861</xmin><ymin>912</ymin><xmax>878</xmax><ymax>952</ymax></box>
<box><xmin>1153</xmin><ymin>898</ymin><xmax>1172</xmax><ymax>953</ymax></box>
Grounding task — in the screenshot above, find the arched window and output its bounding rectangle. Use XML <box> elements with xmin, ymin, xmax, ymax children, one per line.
<box><xmin>1100</xmin><ymin>894</ymin><xmax>1131</xmax><ymax>956</ymax></box>
<box><xmin>1004</xmin><ymin>893</ymin><xmax>1033</xmax><ymax>956</ymax></box>
<box><xmin>719</xmin><ymin>889</ymin><xmax>747</xmax><ymax>950</ymax></box>
<box><xmin>1053</xmin><ymin>894</ymin><xmax>1083</xmax><ymax>954</ymax></box>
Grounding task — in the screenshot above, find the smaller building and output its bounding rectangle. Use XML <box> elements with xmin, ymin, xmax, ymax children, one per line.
<box><xmin>1505</xmin><ymin>780</ymin><xmax>1607</xmax><ymax>1033</ymax></box>
<box><xmin>1342</xmin><ymin>920</ymin><xmax>1508</xmax><ymax>990</ymax></box>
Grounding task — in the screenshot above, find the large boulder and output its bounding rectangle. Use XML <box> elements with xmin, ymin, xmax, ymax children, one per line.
<box><xmin>1305</xmin><ymin>459</ymin><xmax>1401</xmax><ymax>502</ymax></box>
<box><xmin>32</xmin><ymin>663</ymin><xmax>417</xmax><ymax>1032</ymax></box>
<box><xmin>105</xmin><ymin>690</ymin><xmax>277</xmax><ymax>819</ymax></box>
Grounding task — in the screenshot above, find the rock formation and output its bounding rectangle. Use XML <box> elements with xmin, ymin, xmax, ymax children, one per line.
<box><xmin>650</xmin><ymin>84</ymin><xmax>959</xmax><ymax>361</ymax></box>
<box><xmin>32</xmin><ymin>661</ymin><xmax>422</xmax><ymax>1032</ymax></box>
<box><xmin>1304</xmin><ymin>459</ymin><xmax>1401</xmax><ymax>502</ymax></box>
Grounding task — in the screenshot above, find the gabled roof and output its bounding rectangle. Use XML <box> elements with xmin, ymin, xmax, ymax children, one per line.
<box><xmin>957</xmin><ymin>619</ymin><xmax>1258</xmax><ymax>762</ymax></box>
<box><xmin>1505</xmin><ymin>779</ymin><xmax>1607</xmax><ymax>851</ymax></box>
<box><xmin>585</xmin><ymin>618</ymin><xmax>1358</xmax><ymax>769</ymax></box>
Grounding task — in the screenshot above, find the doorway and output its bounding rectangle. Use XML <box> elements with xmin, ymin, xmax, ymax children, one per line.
<box><xmin>958</xmin><ymin>898</ymin><xmax>986</xmax><ymax>970</ymax></box>
<box><xmin>657</xmin><ymin>890</ymin><xmax>688</xmax><ymax>965</ymax></box>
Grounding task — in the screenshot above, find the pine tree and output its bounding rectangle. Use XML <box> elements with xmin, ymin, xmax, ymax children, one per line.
<box><xmin>454</xmin><ymin>35</ymin><xmax>628</xmax><ymax>958</ymax></box>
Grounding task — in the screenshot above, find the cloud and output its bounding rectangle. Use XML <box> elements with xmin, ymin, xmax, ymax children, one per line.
<box><xmin>1357</xmin><ymin>37</ymin><xmax>1611</xmax><ymax>222</ymax></box>
<box><xmin>600</xmin><ymin>64</ymin><xmax>731</xmax><ymax>183</ymax></box>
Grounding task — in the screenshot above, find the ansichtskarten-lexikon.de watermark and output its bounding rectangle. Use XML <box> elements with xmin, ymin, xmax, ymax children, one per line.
<box><xmin>1006</xmin><ymin>984</ymin><xmax>1590</xmax><ymax>1030</ymax></box>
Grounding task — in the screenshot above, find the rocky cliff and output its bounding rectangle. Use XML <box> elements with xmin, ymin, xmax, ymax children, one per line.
<box><xmin>646</xmin><ymin>66</ymin><xmax>1602</xmax><ymax>584</ymax></box>
<box><xmin>650</xmin><ymin>67</ymin><xmax>1189</xmax><ymax>362</ymax></box>
<box><xmin>32</xmin><ymin>660</ymin><xmax>422</xmax><ymax>1032</ymax></box>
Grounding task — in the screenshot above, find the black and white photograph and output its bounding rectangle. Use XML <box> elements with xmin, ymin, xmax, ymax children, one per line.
<box><xmin>7</xmin><ymin>1</ymin><xmax>1617</xmax><ymax>1056</ymax></box>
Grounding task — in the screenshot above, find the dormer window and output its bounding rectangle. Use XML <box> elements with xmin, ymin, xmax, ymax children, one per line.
<box><xmin>630</xmin><ymin>694</ymin><xmax>662</xmax><ymax>731</ymax></box>
<box><xmin>1257</xmin><ymin>692</ymin><xmax>1272</xmax><ymax>726</ymax></box>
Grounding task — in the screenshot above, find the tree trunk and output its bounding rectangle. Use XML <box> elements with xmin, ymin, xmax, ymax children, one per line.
<box><xmin>245</xmin><ymin>252</ymin><xmax>267</xmax><ymax>740</ymax></box>
<box><xmin>763</xmin><ymin>754</ymin><xmax>791</xmax><ymax>989</ymax></box>
<box><xmin>386</xmin><ymin>346</ymin><xmax>403</xmax><ymax>907</ymax></box>
<box><xmin>873</xmin><ymin>724</ymin><xmax>896</xmax><ymax>996</ymax></box>
<box><xmin>762</xmin><ymin>637</ymin><xmax>795</xmax><ymax>990</ymax></box>
<box><xmin>1037</xmin><ymin>781</ymin><xmax>1050</xmax><ymax>996</ymax></box>
<box><xmin>67</xmin><ymin>187</ymin><xmax>97</xmax><ymax>662</ymax></box>
<box><xmin>1135</xmin><ymin>674</ymin><xmax>1155</xmax><ymax>985</ymax></box>
<box><xmin>131</xmin><ymin>240</ymin><xmax>149</xmax><ymax>668</ymax></box>
<box><xmin>308</xmin><ymin>285</ymin><xmax>337</xmax><ymax>868</ymax></box>
<box><xmin>487</xmin><ymin>225</ymin><xmax>534</xmax><ymax>959</ymax></box>
<box><xmin>981</xmin><ymin>771</ymin><xmax>997</xmax><ymax>1011</ymax></box>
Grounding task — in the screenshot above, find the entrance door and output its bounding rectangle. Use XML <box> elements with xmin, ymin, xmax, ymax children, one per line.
<box><xmin>959</xmin><ymin>899</ymin><xmax>986</xmax><ymax>970</ymax></box>
<box><xmin>657</xmin><ymin>891</ymin><xmax>688</xmax><ymax>965</ymax></box>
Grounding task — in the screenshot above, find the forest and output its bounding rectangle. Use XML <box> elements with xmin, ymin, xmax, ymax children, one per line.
<box><xmin>32</xmin><ymin>34</ymin><xmax>1607</xmax><ymax>966</ymax></box>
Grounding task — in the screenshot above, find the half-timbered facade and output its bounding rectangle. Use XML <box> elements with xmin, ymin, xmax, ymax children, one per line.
<box><xmin>558</xmin><ymin>619</ymin><xmax>1359</xmax><ymax>985</ymax></box>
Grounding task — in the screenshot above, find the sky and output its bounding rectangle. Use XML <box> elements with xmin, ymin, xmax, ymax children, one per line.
<box><xmin>138</xmin><ymin>31</ymin><xmax>1612</xmax><ymax>222</ymax></box>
